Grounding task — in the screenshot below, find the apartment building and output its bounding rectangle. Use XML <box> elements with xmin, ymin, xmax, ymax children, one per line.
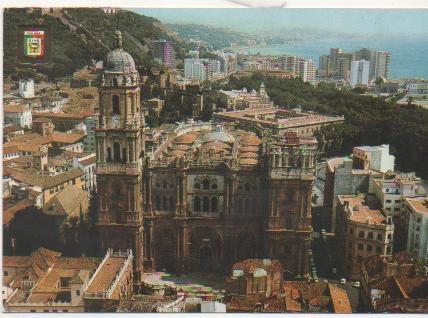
<box><xmin>336</xmin><ymin>194</ymin><xmax>394</xmax><ymax>279</ymax></box>
<box><xmin>405</xmin><ymin>197</ymin><xmax>428</xmax><ymax>264</ymax></box>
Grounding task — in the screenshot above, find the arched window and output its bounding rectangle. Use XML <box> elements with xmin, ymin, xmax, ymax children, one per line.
<box><xmin>251</xmin><ymin>198</ymin><xmax>257</xmax><ymax>215</ymax></box>
<box><xmin>169</xmin><ymin>197</ymin><xmax>175</xmax><ymax>211</ymax></box>
<box><xmin>107</xmin><ymin>147</ymin><xmax>112</xmax><ymax>161</ymax></box>
<box><xmin>202</xmin><ymin>179</ymin><xmax>210</xmax><ymax>190</ymax></box>
<box><xmin>211</xmin><ymin>197</ymin><xmax>218</xmax><ymax>212</ymax></box>
<box><xmin>245</xmin><ymin>182</ymin><xmax>250</xmax><ymax>192</ymax></box>
<box><xmin>155</xmin><ymin>196</ymin><xmax>161</xmax><ymax>210</ymax></box>
<box><xmin>245</xmin><ymin>198</ymin><xmax>250</xmax><ymax>214</ymax></box>
<box><xmin>203</xmin><ymin>197</ymin><xmax>210</xmax><ymax>212</ymax></box>
<box><xmin>238</xmin><ymin>198</ymin><xmax>243</xmax><ymax>214</ymax></box>
<box><xmin>162</xmin><ymin>196</ymin><xmax>168</xmax><ymax>211</ymax></box>
<box><xmin>194</xmin><ymin>196</ymin><xmax>201</xmax><ymax>212</ymax></box>
<box><xmin>112</xmin><ymin>95</ymin><xmax>120</xmax><ymax>115</ymax></box>
<box><xmin>287</xmin><ymin>189</ymin><xmax>294</xmax><ymax>202</ymax></box>
<box><xmin>113</xmin><ymin>142</ymin><xmax>121</xmax><ymax>161</ymax></box>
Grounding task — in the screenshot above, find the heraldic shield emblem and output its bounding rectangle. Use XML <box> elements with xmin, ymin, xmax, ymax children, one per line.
<box><xmin>23</xmin><ymin>30</ymin><xmax>45</xmax><ymax>58</ymax></box>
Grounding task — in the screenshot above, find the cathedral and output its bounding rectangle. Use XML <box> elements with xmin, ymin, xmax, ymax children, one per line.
<box><xmin>95</xmin><ymin>31</ymin><xmax>317</xmax><ymax>280</ymax></box>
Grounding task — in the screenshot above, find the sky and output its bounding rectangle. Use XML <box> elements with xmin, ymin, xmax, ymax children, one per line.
<box><xmin>132</xmin><ymin>9</ymin><xmax>428</xmax><ymax>37</ymax></box>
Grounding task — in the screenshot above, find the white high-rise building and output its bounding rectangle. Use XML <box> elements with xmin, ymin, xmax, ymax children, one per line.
<box><xmin>184</xmin><ymin>59</ymin><xmax>207</xmax><ymax>81</ymax></box>
<box><xmin>372</xmin><ymin>51</ymin><xmax>390</xmax><ymax>80</ymax></box>
<box><xmin>350</xmin><ymin>60</ymin><xmax>370</xmax><ymax>87</ymax></box>
<box><xmin>19</xmin><ymin>79</ymin><xmax>35</xmax><ymax>98</ymax></box>
<box><xmin>282</xmin><ymin>55</ymin><xmax>316</xmax><ymax>84</ymax></box>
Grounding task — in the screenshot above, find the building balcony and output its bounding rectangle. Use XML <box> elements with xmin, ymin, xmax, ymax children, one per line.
<box><xmin>269</xmin><ymin>168</ymin><xmax>314</xmax><ymax>180</ymax></box>
<box><xmin>96</xmin><ymin>162</ymin><xmax>140</xmax><ymax>175</ymax></box>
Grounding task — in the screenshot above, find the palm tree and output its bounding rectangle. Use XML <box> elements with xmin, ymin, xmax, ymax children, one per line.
<box><xmin>60</xmin><ymin>216</ymin><xmax>81</xmax><ymax>256</ymax></box>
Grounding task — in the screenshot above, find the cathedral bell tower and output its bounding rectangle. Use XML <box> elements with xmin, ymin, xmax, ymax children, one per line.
<box><xmin>95</xmin><ymin>31</ymin><xmax>145</xmax><ymax>277</ymax></box>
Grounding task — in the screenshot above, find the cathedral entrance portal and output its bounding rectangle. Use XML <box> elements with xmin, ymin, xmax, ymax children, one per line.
<box><xmin>189</xmin><ymin>227</ymin><xmax>222</xmax><ymax>272</ymax></box>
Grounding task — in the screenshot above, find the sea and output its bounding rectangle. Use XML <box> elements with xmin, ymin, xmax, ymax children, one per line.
<box><xmin>230</xmin><ymin>36</ymin><xmax>428</xmax><ymax>79</ymax></box>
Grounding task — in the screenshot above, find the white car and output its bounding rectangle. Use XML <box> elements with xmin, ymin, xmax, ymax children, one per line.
<box><xmin>340</xmin><ymin>278</ymin><xmax>347</xmax><ymax>284</ymax></box>
<box><xmin>353</xmin><ymin>281</ymin><xmax>361</xmax><ymax>288</ymax></box>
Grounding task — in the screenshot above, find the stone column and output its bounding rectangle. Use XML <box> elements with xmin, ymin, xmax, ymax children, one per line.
<box><xmin>148</xmin><ymin>172</ymin><xmax>153</xmax><ymax>215</ymax></box>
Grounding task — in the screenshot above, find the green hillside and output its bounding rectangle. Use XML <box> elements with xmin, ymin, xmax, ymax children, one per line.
<box><xmin>4</xmin><ymin>8</ymin><xmax>188</xmax><ymax>81</ymax></box>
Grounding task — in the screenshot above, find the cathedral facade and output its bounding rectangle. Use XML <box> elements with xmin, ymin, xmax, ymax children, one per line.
<box><xmin>95</xmin><ymin>32</ymin><xmax>317</xmax><ymax>279</ymax></box>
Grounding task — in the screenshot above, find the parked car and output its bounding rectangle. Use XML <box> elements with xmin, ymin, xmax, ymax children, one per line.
<box><xmin>340</xmin><ymin>278</ymin><xmax>346</xmax><ymax>284</ymax></box>
<box><xmin>353</xmin><ymin>281</ymin><xmax>361</xmax><ymax>288</ymax></box>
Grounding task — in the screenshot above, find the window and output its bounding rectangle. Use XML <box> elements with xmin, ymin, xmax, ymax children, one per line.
<box><xmin>194</xmin><ymin>196</ymin><xmax>201</xmax><ymax>212</ymax></box>
<box><xmin>169</xmin><ymin>197</ymin><xmax>175</xmax><ymax>211</ymax></box>
<box><xmin>286</xmin><ymin>217</ymin><xmax>293</xmax><ymax>229</ymax></box>
<box><xmin>357</xmin><ymin>256</ymin><xmax>363</xmax><ymax>263</ymax></box>
<box><xmin>377</xmin><ymin>233</ymin><xmax>383</xmax><ymax>241</ymax></box>
<box><xmin>63</xmin><ymin>310</ymin><xmax>69</xmax><ymax>313</ymax></box>
<box><xmin>4</xmin><ymin>271</ymin><xmax>8</xmax><ymax>277</ymax></box>
<box><xmin>30</xmin><ymin>310</ymin><xmax>36</xmax><ymax>313</ymax></box>
<box><xmin>155</xmin><ymin>196</ymin><xmax>161</xmax><ymax>210</ymax></box>
<box><xmin>107</xmin><ymin>147</ymin><xmax>112</xmax><ymax>161</ymax></box>
<box><xmin>386</xmin><ymin>199</ymin><xmax>391</xmax><ymax>203</ymax></box>
<box><xmin>395</xmin><ymin>200</ymin><xmax>401</xmax><ymax>203</ymax></box>
<box><xmin>76</xmin><ymin>290</ymin><xmax>80</xmax><ymax>296</ymax></box>
<box><xmin>53</xmin><ymin>310</ymin><xmax>58</xmax><ymax>313</ymax></box>
<box><xmin>113</xmin><ymin>142</ymin><xmax>121</xmax><ymax>161</ymax></box>
<box><xmin>376</xmin><ymin>246</ymin><xmax>382</xmax><ymax>253</ymax></box>
<box><xmin>386</xmin><ymin>246</ymin><xmax>392</xmax><ymax>254</ymax></box>
<box><xmin>194</xmin><ymin>183</ymin><xmax>200</xmax><ymax>189</ymax></box>
<box><xmin>202</xmin><ymin>197</ymin><xmax>210</xmax><ymax>212</ymax></box>
<box><xmin>162</xmin><ymin>181</ymin><xmax>167</xmax><ymax>189</ymax></box>
<box><xmin>245</xmin><ymin>182</ymin><xmax>250</xmax><ymax>192</ymax></box>
<box><xmin>211</xmin><ymin>197</ymin><xmax>218</xmax><ymax>212</ymax></box>
<box><xmin>44</xmin><ymin>310</ymin><xmax>49</xmax><ymax>312</ymax></box>
<box><xmin>60</xmin><ymin>277</ymin><xmax>71</xmax><ymax>288</ymax></box>
<box><xmin>202</xmin><ymin>179</ymin><xmax>210</xmax><ymax>190</ymax></box>
<box><xmin>212</xmin><ymin>183</ymin><xmax>218</xmax><ymax>190</ymax></box>
<box><xmin>162</xmin><ymin>196</ymin><xmax>168</xmax><ymax>211</ymax></box>
<box><xmin>358</xmin><ymin>231</ymin><xmax>364</xmax><ymax>238</ymax></box>
<box><xmin>387</xmin><ymin>233</ymin><xmax>392</xmax><ymax>240</ymax></box>
<box><xmin>368</xmin><ymin>232</ymin><xmax>373</xmax><ymax>239</ymax></box>
<box><xmin>358</xmin><ymin>244</ymin><xmax>363</xmax><ymax>251</ymax></box>
<box><xmin>367</xmin><ymin>245</ymin><xmax>373</xmax><ymax>252</ymax></box>
<box><xmin>287</xmin><ymin>189</ymin><xmax>294</xmax><ymax>202</ymax></box>
<box><xmin>122</xmin><ymin>148</ymin><xmax>127</xmax><ymax>162</ymax></box>
<box><xmin>349</xmin><ymin>228</ymin><xmax>354</xmax><ymax>235</ymax></box>
<box><xmin>112</xmin><ymin>95</ymin><xmax>120</xmax><ymax>115</ymax></box>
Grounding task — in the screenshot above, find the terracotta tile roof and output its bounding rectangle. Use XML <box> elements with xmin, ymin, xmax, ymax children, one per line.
<box><xmin>227</xmin><ymin>294</ymin><xmax>264</xmax><ymax>311</ymax></box>
<box><xmin>285</xmin><ymin>295</ymin><xmax>302</xmax><ymax>312</ymax></box>
<box><xmin>3</xmin><ymin>198</ymin><xmax>34</xmax><ymax>225</ymax></box>
<box><xmin>240</xmin><ymin>134</ymin><xmax>262</xmax><ymax>146</ymax></box>
<box><xmin>42</xmin><ymin>186</ymin><xmax>88</xmax><ymax>216</ymax></box>
<box><xmin>328</xmin><ymin>284</ymin><xmax>352</xmax><ymax>313</ymax></box>
<box><xmin>33</xmin><ymin>257</ymin><xmax>98</xmax><ymax>292</ymax></box>
<box><xmin>4</xmin><ymin>104</ymin><xmax>29</xmax><ymax>113</ymax></box>
<box><xmin>3</xmin><ymin>256</ymin><xmax>28</xmax><ymax>267</ymax></box>
<box><xmin>78</xmin><ymin>156</ymin><xmax>96</xmax><ymax>166</ymax></box>
<box><xmin>52</xmin><ymin>132</ymin><xmax>85</xmax><ymax>144</ymax></box>
<box><xmin>262</xmin><ymin>295</ymin><xmax>286</xmax><ymax>312</ymax></box>
<box><xmin>338</xmin><ymin>194</ymin><xmax>386</xmax><ymax>225</ymax></box>
<box><xmin>232</xmin><ymin>259</ymin><xmax>284</xmax><ymax>275</ymax></box>
<box><xmin>3</xmin><ymin>145</ymin><xmax>19</xmax><ymax>155</ymax></box>
<box><xmin>174</xmin><ymin>133</ymin><xmax>198</xmax><ymax>144</ymax></box>
<box><xmin>9</xmin><ymin>168</ymin><xmax>84</xmax><ymax>190</ymax></box>
<box><xmin>33</xmin><ymin>117</ymin><xmax>52</xmax><ymax>123</ymax></box>
<box><xmin>4</xmin><ymin>124</ymin><xmax>24</xmax><ymax>134</ymax></box>
<box><xmin>86</xmin><ymin>257</ymin><xmax>125</xmax><ymax>293</ymax></box>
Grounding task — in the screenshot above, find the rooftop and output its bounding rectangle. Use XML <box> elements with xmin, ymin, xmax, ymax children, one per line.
<box><xmin>86</xmin><ymin>257</ymin><xmax>125</xmax><ymax>293</ymax></box>
<box><xmin>338</xmin><ymin>194</ymin><xmax>387</xmax><ymax>225</ymax></box>
<box><xmin>405</xmin><ymin>197</ymin><xmax>428</xmax><ymax>214</ymax></box>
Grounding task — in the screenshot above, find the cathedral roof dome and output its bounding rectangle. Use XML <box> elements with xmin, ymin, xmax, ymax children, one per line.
<box><xmin>201</xmin><ymin>125</ymin><xmax>235</xmax><ymax>144</ymax></box>
<box><xmin>106</xmin><ymin>31</ymin><xmax>136</xmax><ymax>73</ymax></box>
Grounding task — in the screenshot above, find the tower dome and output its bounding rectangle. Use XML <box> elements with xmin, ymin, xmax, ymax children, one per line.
<box><xmin>106</xmin><ymin>31</ymin><xmax>136</xmax><ymax>73</ymax></box>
